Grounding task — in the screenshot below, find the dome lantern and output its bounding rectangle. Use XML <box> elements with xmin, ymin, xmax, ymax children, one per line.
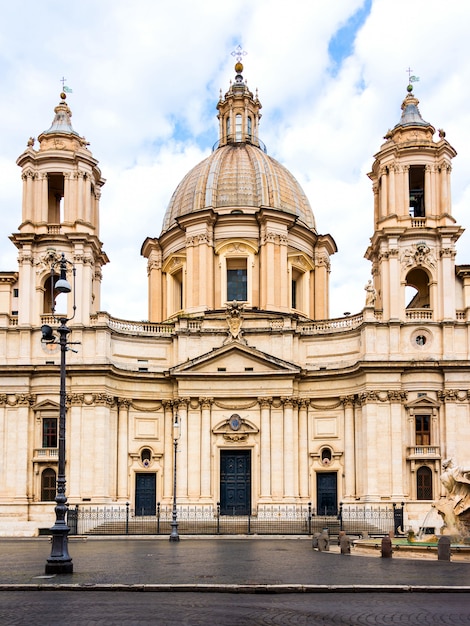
<box><xmin>216</xmin><ymin>46</ymin><xmax>262</xmax><ymax>149</ymax></box>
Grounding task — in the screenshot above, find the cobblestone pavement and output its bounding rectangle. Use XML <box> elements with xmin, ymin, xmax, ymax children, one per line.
<box><xmin>0</xmin><ymin>590</ymin><xmax>469</xmax><ymax>625</ymax></box>
<box><xmin>0</xmin><ymin>537</ymin><xmax>468</xmax><ymax>588</ymax></box>
<box><xmin>0</xmin><ymin>538</ymin><xmax>469</xmax><ymax>625</ymax></box>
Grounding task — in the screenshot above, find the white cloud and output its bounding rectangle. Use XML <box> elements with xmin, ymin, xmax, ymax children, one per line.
<box><xmin>1</xmin><ymin>0</ymin><xmax>470</xmax><ymax>320</ymax></box>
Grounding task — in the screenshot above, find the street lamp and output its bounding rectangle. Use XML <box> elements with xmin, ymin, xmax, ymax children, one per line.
<box><xmin>41</xmin><ymin>252</ymin><xmax>78</xmax><ymax>574</ymax></box>
<box><xmin>169</xmin><ymin>414</ymin><xmax>181</xmax><ymax>542</ymax></box>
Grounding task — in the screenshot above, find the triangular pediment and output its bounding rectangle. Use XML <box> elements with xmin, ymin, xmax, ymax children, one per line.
<box><xmin>169</xmin><ymin>341</ymin><xmax>300</xmax><ymax>377</ymax></box>
<box><xmin>405</xmin><ymin>395</ymin><xmax>440</xmax><ymax>409</ymax></box>
<box><xmin>32</xmin><ymin>399</ymin><xmax>59</xmax><ymax>411</ymax></box>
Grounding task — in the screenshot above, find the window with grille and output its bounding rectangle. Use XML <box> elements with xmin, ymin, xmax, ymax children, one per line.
<box><xmin>417</xmin><ymin>466</ymin><xmax>433</xmax><ymax>500</ymax></box>
<box><xmin>41</xmin><ymin>468</ymin><xmax>56</xmax><ymax>501</ymax></box>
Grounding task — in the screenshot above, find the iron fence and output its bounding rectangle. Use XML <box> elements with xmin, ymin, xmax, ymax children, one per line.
<box><xmin>67</xmin><ymin>502</ymin><xmax>401</xmax><ymax>537</ymax></box>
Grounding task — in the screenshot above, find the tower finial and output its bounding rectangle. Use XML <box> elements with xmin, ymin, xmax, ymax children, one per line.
<box><xmin>231</xmin><ymin>44</ymin><xmax>247</xmax><ymax>78</ymax></box>
<box><xmin>406</xmin><ymin>67</ymin><xmax>420</xmax><ymax>93</ymax></box>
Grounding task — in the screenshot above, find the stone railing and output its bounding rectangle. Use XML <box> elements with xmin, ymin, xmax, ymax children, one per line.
<box><xmin>298</xmin><ymin>313</ymin><xmax>363</xmax><ymax>334</ymax></box>
<box><xmin>407</xmin><ymin>446</ymin><xmax>440</xmax><ymax>458</ymax></box>
<box><xmin>33</xmin><ymin>448</ymin><xmax>58</xmax><ymax>460</ymax></box>
<box><xmin>406</xmin><ymin>309</ymin><xmax>433</xmax><ymax>321</ymax></box>
<box><xmin>411</xmin><ymin>218</ymin><xmax>426</xmax><ymax>228</ymax></box>
<box><xmin>106</xmin><ymin>317</ymin><xmax>175</xmax><ymax>336</ymax></box>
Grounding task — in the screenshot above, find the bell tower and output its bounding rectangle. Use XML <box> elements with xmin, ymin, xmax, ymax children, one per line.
<box><xmin>10</xmin><ymin>92</ymin><xmax>108</xmax><ymax>326</ymax></box>
<box><xmin>365</xmin><ymin>84</ymin><xmax>463</xmax><ymax>322</ymax></box>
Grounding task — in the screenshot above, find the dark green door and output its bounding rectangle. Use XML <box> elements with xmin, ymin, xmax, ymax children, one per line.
<box><xmin>135</xmin><ymin>473</ymin><xmax>156</xmax><ymax>516</ymax></box>
<box><xmin>220</xmin><ymin>450</ymin><xmax>251</xmax><ymax>515</ymax></box>
<box><xmin>316</xmin><ymin>472</ymin><xmax>337</xmax><ymax>515</ymax></box>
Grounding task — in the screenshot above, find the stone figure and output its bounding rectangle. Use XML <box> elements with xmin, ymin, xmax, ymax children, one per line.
<box><xmin>434</xmin><ymin>458</ymin><xmax>470</xmax><ymax>536</ymax></box>
<box><xmin>364</xmin><ymin>280</ymin><xmax>376</xmax><ymax>306</ymax></box>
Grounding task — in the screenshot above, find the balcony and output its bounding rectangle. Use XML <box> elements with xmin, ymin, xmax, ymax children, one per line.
<box><xmin>33</xmin><ymin>448</ymin><xmax>58</xmax><ymax>462</ymax></box>
<box><xmin>407</xmin><ymin>446</ymin><xmax>440</xmax><ymax>459</ymax></box>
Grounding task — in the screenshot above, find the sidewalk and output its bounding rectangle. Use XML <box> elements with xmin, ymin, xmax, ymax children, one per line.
<box><xmin>0</xmin><ymin>536</ymin><xmax>469</xmax><ymax>592</ymax></box>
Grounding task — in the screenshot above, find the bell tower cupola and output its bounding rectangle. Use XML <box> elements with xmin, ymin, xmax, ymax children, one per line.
<box><xmin>216</xmin><ymin>46</ymin><xmax>262</xmax><ymax>149</ymax></box>
<box><xmin>365</xmin><ymin>82</ymin><xmax>463</xmax><ymax>322</ymax></box>
<box><xmin>11</xmin><ymin>92</ymin><xmax>108</xmax><ymax>326</ymax></box>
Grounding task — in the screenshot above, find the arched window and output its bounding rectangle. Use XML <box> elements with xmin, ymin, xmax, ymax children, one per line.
<box><xmin>235</xmin><ymin>114</ymin><xmax>242</xmax><ymax>141</ymax></box>
<box><xmin>247</xmin><ymin>116</ymin><xmax>252</xmax><ymax>139</ymax></box>
<box><xmin>405</xmin><ymin>268</ymin><xmax>430</xmax><ymax>309</ymax></box>
<box><xmin>41</xmin><ymin>468</ymin><xmax>56</xmax><ymax>501</ymax></box>
<box><xmin>417</xmin><ymin>466</ymin><xmax>433</xmax><ymax>500</ymax></box>
<box><xmin>227</xmin><ymin>258</ymin><xmax>247</xmax><ymax>301</ymax></box>
<box><xmin>226</xmin><ymin>116</ymin><xmax>231</xmax><ymax>140</ymax></box>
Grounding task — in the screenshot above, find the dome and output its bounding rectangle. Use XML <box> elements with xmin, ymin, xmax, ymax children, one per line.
<box><xmin>161</xmin><ymin>143</ymin><xmax>316</xmax><ymax>233</ymax></box>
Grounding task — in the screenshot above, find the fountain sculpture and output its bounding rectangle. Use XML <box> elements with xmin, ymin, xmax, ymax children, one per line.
<box><xmin>434</xmin><ymin>459</ymin><xmax>470</xmax><ymax>538</ymax></box>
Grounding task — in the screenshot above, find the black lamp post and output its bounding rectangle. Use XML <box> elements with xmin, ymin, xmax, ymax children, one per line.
<box><xmin>169</xmin><ymin>414</ymin><xmax>180</xmax><ymax>542</ymax></box>
<box><xmin>42</xmin><ymin>253</ymin><xmax>77</xmax><ymax>574</ymax></box>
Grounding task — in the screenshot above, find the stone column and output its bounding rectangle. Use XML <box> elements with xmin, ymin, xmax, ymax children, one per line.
<box><xmin>117</xmin><ymin>398</ymin><xmax>130</xmax><ymax>500</ymax></box>
<box><xmin>259</xmin><ymin>397</ymin><xmax>272</xmax><ymax>499</ymax></box>
<box><xmin>282</xmin><ymin>398</ymin><xmax>295</xmax><ymax>499</ymax></box>
<box><xmin>93</xmin><ymin>394</ymin><xmax>115</xmax><ymax>499</ymax></box>
<box><xmin>187</xmin><ymin>401</ymin><xmax>201</xmax><ymax>499</ymax></box>
<box><xmin>388</xmin><ymin>164</ymin><xmax>396</xmax><ymax>212</ymax></box>
<box><xmin>84</xmin><ymin>174</ymin><xmax>92</xmax><ymax>224</ymax></box>
<box><xmin>176</xmin><ymin>400</ymin><xmax>188</xmax><ymax>500</ymax></box>
<box><xmin>380</xmin><ymin>167</ymin><xmax>388</xmax><ymax>218</ymax></box>
<box><xmin>162</xmin><ymin>401</ymin><xmax>174</xmax><ymax>501</ymax></box>
<box><xmin>200</xmin><ymin>398</ymin><xmax>212</xmax><ymax>499</ymax></box>
<box><xmin>388</xmin><ymin>247</ymin><xmax>400</xmax><ymax>320</ymax></box>
<box><xmin>67</xmin><ymin>394</ymin><xmax>84</xmax><ymax>500</ymax></box>
<box><xmin>358</xmin><ymin>392</ymin><xmax>379</xmax><ymax>500</ymax></box>
<box><xmin>298</xmin><ymin>399</ymin><xmax>309</xmax><ymax>499</ymax></box>
<box><xmin>402</xmin><ymin>165</ymin><xmax>410</xmax><ymax>216</ymax></box>
<box><xmin>14</xmin><ymin>394</ymin><xmax>35</xmax><ymax>503</ymax></box>
<box><xmin>342</xmin><ymin>396</ymin><xmax>356</xmax><ymax>500</ymax></box>
<box><xmin>389</xmin><ymin>391</ymin><xmax>406</xmax><ymax>499</ymax></box>
<box><xmin>424</xmin><ymin>165</ymin><xmax>432</xmax><ymax>215</ymax></box>
<box><xmin>41</xmin><ymin>173</ymin><xmax>49</xmax><ymax>223</ymax></box>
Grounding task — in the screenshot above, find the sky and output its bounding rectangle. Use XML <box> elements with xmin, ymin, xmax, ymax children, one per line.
<box><xmin>1</xmin><ymin>0</ymin><xmax>470</xmax><ymax>321</ymax></box>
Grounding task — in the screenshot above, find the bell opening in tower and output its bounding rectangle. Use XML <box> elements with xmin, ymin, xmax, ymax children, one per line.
<box><xmin>47</xmin><ymin>173</ymin><xmax>65</xmax><ymax>225</ymax></box>
<box><xmin>409</xmin><ymin>165</ymin><xmax>425</xmax><ymax>217</ymax></box>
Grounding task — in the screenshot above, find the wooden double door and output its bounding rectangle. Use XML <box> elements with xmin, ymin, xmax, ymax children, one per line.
<box><xmin>220</xmin><ymin>450</ymin><xmax>251</xmax><ymax>515</ymax></box>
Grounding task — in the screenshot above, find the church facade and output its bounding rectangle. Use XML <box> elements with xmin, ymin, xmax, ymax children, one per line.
<box><xmin>1</xmin><ymin>60</ymin><xmax>469</xmax><ymax>536</ymax></box>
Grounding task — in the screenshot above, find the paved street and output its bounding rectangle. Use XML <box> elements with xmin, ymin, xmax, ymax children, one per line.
<box><xmin>1</xmin><ymin>590</ymin><xmax>470</xmax><ymax>625</ymax></box>
<box><xmin>0</xmin><ymin>537</ymin><xmax>469</xmax><ymax>625</ymax></box>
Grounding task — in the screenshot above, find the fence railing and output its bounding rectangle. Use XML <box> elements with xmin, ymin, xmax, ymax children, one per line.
<box><xmin>67</xmin><ymin>502</ymin><xmax>402</xmax><ymax>537</ymax></box>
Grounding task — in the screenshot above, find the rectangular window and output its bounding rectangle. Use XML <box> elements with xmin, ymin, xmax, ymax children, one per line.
<box><xmin>227</xmin><ymin>258</ymin><xmax>247</xmax><ymax>301</ymax></box>
<box><xmin>42</xmin><ymin>417</ymin><xmax>58</xmax><ymax>448</ymax></box>
<box><xmin>415</xmin><ymin>414</ymin><xmax>430</xmax><ymax>445</ymax></box>
<box><xmin>292</xmin><ymin>279</ymin><xmax>298</xmax><ymax>310</ymax></box>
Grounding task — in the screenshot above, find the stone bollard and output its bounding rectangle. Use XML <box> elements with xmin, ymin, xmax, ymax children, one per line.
<box><xmin>317</xmin><ymin>529</ymin><xmax>330</xmax><ymax>552</ymax></box>
<box><xmin>381</xmin><ymin>535</ymin><xmax>393</xmax><ymax>558</ymax></box>
<box><xmin>339</xmin><ymin>531</ymin><xmax>352</xmax><ymax>555</ymax></box>
<box><xmin>438</xmin><ymin>535</ymin><xmax>451</xmax><ymax>561</ymax></box>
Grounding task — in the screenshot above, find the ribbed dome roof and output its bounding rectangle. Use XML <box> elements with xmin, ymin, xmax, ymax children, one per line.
<box><xmin>161</xmin><ymin>143</ymin><xmax>316</xmax><ymax>233</ymax></box>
